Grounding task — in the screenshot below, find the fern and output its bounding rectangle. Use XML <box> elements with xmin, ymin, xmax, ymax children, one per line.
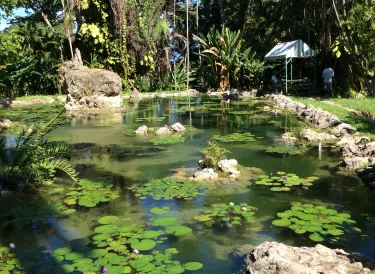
<box><xmin>0</xmin><ymin>110</ymin><xmax>78</xmax><ymax>189</ymax></box>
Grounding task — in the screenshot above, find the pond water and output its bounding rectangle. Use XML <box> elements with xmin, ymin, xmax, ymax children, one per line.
<box><xmin>1</xmin><ymin>96</ymin><xmax>375</xmax><ymax>273</ymax></box>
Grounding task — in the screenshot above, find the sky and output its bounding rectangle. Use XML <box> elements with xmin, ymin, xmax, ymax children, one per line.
<box><xmin>0</xmin><ymin>8</ymin><xmax>28</xmax><ymax>31</ymax></box>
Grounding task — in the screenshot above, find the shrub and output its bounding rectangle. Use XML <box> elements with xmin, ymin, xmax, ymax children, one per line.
<box><xmin>200</xmin><ymin>140</ymin><xmax>228</xmax><ymax>170</ymax></box>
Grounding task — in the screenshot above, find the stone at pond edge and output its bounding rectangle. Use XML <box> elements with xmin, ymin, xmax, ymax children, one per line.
<box><xmin>246</xmin><ymin>241</ymin><xmax>373</xmax><ymax>274</ymax></box>
<box><xmin>135</xmin><ymin>125</ymin><xmax>148</xmax><ymax>135</ymax></box>
<box><xmin>0</xmin><ymin>119</ymin><xmax>12</xmax><ymax>129</ymax></box>
<box><xmin>59</xmin><ymin>60</ymin><xmax>124</xmax><ymax>111</ymax></box>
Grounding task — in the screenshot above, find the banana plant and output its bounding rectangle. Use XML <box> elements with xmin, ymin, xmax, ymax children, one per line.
<box><xmin>194</xmin><ymin>26</ymin><xmax>247</xmax><ymax>90</ymax></box>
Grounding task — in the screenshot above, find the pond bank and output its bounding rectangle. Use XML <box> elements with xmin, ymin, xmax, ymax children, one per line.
<box><xmin>265</xmin><ymin>94</ymin><xmax>375</xmax><ymax>171</ymax></box>
<box><xmin>245</xmin><ymin>241</ymin><xmax>374</xmax><ymax>274</ymax></box>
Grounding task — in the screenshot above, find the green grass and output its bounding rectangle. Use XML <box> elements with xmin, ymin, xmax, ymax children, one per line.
<box><xmin>14</xmin><ymin>95</ymin><xmax>58</xmax><ymax>101</ymax></box>
<box><xmin>291</xmin><ymin>97</ymin><xmax>375</xmax><ymax>135</ymax></box>
<box><xmin>330</xmin><ymin>98</ymin><xmax>375</xmax><ymax>116</ymax></box>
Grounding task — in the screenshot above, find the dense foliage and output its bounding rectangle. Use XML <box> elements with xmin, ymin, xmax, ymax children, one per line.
<box><xmin>1</xmin><ymin>0</ymin><xmax>375</xmax><ymax>96</ymax></box>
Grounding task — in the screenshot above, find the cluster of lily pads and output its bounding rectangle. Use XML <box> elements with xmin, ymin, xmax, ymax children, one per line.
<box><xmin>149</xmin><ymin>136</ymin><xmax>185</xmax><ymax>145</ymax></box>
<box><xmin>272</xmin><ymin>203</ymin><xmax>361</xmax><ymax>242</ymax></box>
<box><xmin>194</xmin><ymin>203</ymin><xmax>257</xmax><ymax>227</ymax></box>
<box><xmin>254</xmin><ymin>172</ymin><xmax>319</xmax><ymax>192</ymax></box>
<box><xmin>266</xmin><ymin>145</ymin><xmax>309</xmax><ymax>156</ymax></box>
<box><xmin>48</xmin><ymin>215</ymin><xmax>201</xmax><ymax>273</ymax></box>
<box><xmin>211</xmin><ymin>132</ymin><xmax>256</xmax><ymax>143</ymax></box>
<box><xmin>135</xmin><ymin>116</ymin><xmax>167</xmax><ymax>122</ymax></box>
<box><xmin>63</xmin><ymin>179</ymin><xmax>119</xmax><ymax>208</ymax></box>
<box><xmin>229</xmin><ymin>110</ymin><xmax>259</xmax><ymax>115</ymax></box>
<box><xmin>129</xmin><ymin>178</ymin><xmax>205</xmax><ymax>200</ymax></box>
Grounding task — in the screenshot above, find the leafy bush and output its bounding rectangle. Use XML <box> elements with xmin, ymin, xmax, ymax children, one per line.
<box><xmin>200</xmin><ymin>140</ymin><xmax>228</xmax><ymax>170</ymax></box>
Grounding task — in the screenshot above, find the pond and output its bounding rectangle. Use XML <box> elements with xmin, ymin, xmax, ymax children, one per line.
<box><xmin>0</xmin><ymin>96</ymin><xmax>374</xmax><ymax>274</ymax></box>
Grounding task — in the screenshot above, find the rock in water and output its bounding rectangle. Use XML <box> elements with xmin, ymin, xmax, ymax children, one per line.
<box><xmin>135</xmin><ymin>125</ymin><xmax>148</xmax><ymax>135</ymax></box>
<box><xmin>155</xmin><ymin>127</ymin><xmax>172</xmax><ymax>136</ymax></box>
<box><xmin>218</xmin><ymin>159</ymin><xmax>240</xmax><ymax>177</ymax></box>
<box><xmin>193</xmin><ymin>168</ymin><xmax>218</xmax><ymax>181</ymax></box>
<box><xmin>246</xmin><ymin>241</ymin><xmax>372</xmax><ymax>274</ymax></box>
<box><xmin>171</xmin><ymin>123</ymin><xmax>186</xmax><ymax>133</ymax></box>
<box><xmin>59</xmin><ymin>60</ymin><xmax>124</xmax><ymax>111</ymax></box>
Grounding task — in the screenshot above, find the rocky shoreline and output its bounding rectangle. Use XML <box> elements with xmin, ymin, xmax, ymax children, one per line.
<box><xmin>245</xmin><ymin>241</ymin><xmax>374</xmax><ymax>274</ymax></box>
<box><xmin>265</xmin><ymin>94</ymin><xmax>375</xmax><ymax>177</ymax></box>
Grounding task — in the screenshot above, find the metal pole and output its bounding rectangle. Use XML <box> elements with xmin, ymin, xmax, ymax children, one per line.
<box><xmin>285</xmin><ymin>57</ymin><xmax>288</xmax><ymax>95</ymax></box>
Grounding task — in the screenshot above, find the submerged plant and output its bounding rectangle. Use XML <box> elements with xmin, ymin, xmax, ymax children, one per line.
<box><xmin>266</xmin><ymin>146</ymin><xmax>309</xmax><ymax>156</ymax></box>
<box><xmin>63</xmin><ymin>179</ymin><xmax>119</xmax><ymax>208</ymax></box>
<box><xmin>128</xmin><ymin>178</ymin><xmax>205</xmax><ymax>200</ymax></box>
<box><xmin>149</xmin><ymin>136</ymin><xmax>185</xmax><ymax>145</ymax></box>
<box><xmin>200</xmin><ymin>140</ymin><xmax>228</xmax><ymax>170</ymax></box>
<box><xmin>254</xmin><ymin>172</ymin><xmax>319</xmax><ymax>192</ymax></box>
<box><xmin>194</xmin><ymin>203</ymin><xmax>257</xmax><ymax>227</ymax></box>
<box><xmin>211</xmin><ymin>132</ymin><xmax>256</xmax><ymax>143</ymax></box>
<box><xmin>92</xmin><ymin>123</ymin><xmax>113</xmax><ymax>127</ymax></box>
<box><xmin>272</xmin><ymin>203</ymin><xmax>361</xmax><ymax>242</ymax></box>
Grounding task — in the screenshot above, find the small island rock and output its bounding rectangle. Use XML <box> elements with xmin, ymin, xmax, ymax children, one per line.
<box><xmin>171</xmin><ymin>122</ymin><xmax>186</xmax><ymax>133</ymax></box>
<box><xmin>135</xmin><ymin>125</ymin><xmax>148</xmax><ymax>135</ymax></box>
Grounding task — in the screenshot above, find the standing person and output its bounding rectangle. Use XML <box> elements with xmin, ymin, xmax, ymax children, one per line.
<box><xmin>322</xmin><ymin>64</ymin><xmax>334</xmax><ymax>97</ymax></box>
<box><xmin>271</xmin><ymin>71</ymin><xmax>281</xmax><ymax>92</ymax></box>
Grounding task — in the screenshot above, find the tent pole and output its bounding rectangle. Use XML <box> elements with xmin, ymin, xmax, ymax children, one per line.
<box><xmin>314</xmin><ymin>57</ymin><xmax>316</xmax><ymax>96</ymax></box>
<box><xmin>291</xmin><ymin>58</ymin><xmax>293</xmax><ymax>81</ymax></box>
<box><xmin>285</xmin><ymin>57</ymin><xmax>288</xmax><ymax>95</ymax></box>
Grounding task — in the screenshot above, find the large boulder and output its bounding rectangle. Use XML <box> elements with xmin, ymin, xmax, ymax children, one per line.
<box><xmin>193</xmin><ymin>168</ymin><xmax>218</xmax><ymax>181</ymax></box>
<box><xmin>59</xmin><ymin>60</ymin><xmax>124</xmax><ymax>111</ymax></box>
<box><xmin>171</xmin><ymin>123</ymin><xmax>186</xmax><ymax>133</ymax></box>
<box><xmin>155</xmin><ymin>126</ymin><xmax>172</xmax><ymax>136</ymax></box>
<box><xmin>135</xmin><ymin>125</ymin><xmax>148</xmax><ymax>135</ymax></box>
<box><xmin>246</xmin><ymin>241</ymin><xmax>373</xmax><ymax>274</ymax></box>
<box><xmin>301</xmin><ymin>129</ymin><xmax>337</xmax><ymax>141</ymax></box>
<box><xmin>218</xmin><ymin>159</ymin><xmax>240</xmax><ymax>177</ymax></box>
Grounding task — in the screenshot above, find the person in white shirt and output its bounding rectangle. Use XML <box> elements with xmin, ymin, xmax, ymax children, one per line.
<box><xmin>271</xmin><ymin>71</ymin><xmax>281</xmax><ymax>92</ymax></box>
<box><xmin>322</xmin><ymin>64</ymin><xmax>334</xmax><ymax>96</ymax></box>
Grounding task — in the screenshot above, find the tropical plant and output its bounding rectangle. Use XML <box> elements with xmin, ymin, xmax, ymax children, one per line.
<box><xmin>0</xmin><ymin>112</ymin><xmax>78</xmax><ymax>189</ymax></box>
<box><xmin>200</xmin><ymin>140</ymin><xmax>228</xmax><ymax>170</ymax></box>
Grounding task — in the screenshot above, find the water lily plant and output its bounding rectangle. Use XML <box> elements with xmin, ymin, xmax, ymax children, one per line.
<box><xmin>272</xmin><ymin>202</ymin><xmax>361</xmax><ymax>242</ymax></box>
<box><xmin>254</xmin><ymin>171</ymin><xmax>319</xmax><ymax>192</ymax></box>
<box><xmin>194</xmin><ymin>203</ymin><xmax>257</xmax><ymax>227</ymax></box>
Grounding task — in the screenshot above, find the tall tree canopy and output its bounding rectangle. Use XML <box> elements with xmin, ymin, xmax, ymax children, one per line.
<box><xmin>0</xmin><ymin>0</ymin><xmax>374</xmax><ymax>96</ymax></box>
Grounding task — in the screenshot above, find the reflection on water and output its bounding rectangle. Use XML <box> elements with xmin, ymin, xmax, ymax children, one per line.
<box><xmin>1</xmin><ymin>96</ymin><xmax>375</xmax><ymax>273</ymax></box>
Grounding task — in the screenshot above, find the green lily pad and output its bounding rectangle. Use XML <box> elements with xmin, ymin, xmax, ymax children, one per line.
<box><xmin>166</xmin><ymin>226</ymin><xmax>193</xmax><ymax>236</ymax></box>
<box><xmin>150</xmin><ymin>207</ymin><xmax>170</xmax><ymax>215</ymax></box>
<box><xmin>184</xmin><ymin>262</ymin><xmax>203</xmax><ymax>271</ymax></box>
<box><xmin>131</xmin><ymin>239</ymin><xmax>157</xmax><ymax>251</ymax></box>
<box><xmin>309</xmin><ymin>233</ymin><xmax>325</xmax><ymax>242</ymax></box>
<box><xmin>53</xmin><ymin>247</ymin><xmax>72</xmax><ymax>256</ymax></box>
<box><xmin>98</xmin><ymin>216</ymin><xmax>119</xmax><ymax>224</ymax></box>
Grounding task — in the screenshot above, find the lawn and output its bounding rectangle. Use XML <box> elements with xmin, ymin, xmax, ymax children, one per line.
<box><xmin>330</xmin><ymin>98</ymin><xmax>375</xmax><ymax>116</ymax></box>
<box><xmin>291</xmin><ymin>97</ymin><xmax>375</xmax><ymax>135</ymax></box>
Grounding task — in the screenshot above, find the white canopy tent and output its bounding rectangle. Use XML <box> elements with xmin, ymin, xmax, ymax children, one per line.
<box><xmin>265</xmin><ymin>39</ymin><xmax>317</xmax><ymax>94</ymax></box>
